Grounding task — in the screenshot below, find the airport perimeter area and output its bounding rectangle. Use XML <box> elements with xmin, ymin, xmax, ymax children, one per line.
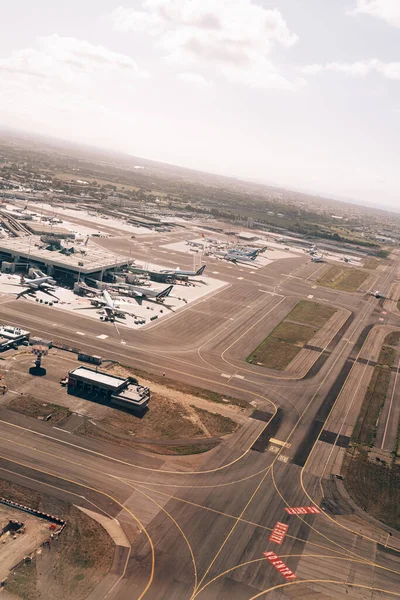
<box><xmin>0</xmin><ymin>200</ymin><xmax>399</xmax><ymax>600</ymax></box>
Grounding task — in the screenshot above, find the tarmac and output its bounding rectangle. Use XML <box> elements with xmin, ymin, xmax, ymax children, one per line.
<box><xmin>0</xmin><ymin>220</ymin><xmax>399</xmax><ymax>599</ymax></box>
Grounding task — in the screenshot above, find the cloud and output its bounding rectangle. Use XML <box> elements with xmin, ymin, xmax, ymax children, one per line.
<box><xmin>177</xmin><ymin>72</ymin><xmax>211</xmax><ymax>86</ymax></box>
<box><xmin>350</xmin><ymin>0</ymin><xmax>400</xmax><ymax>28</ymax></box>
<box><xmin>300</xmin><ymin>58</ymin><xmax>400</xmax><ymax>80</ymax></box>
<box><xmin>0</xmin><ymin>34</ymin><xmax>147</xmax><ymax>82</ymax></box>
<box><xmin>109</xmin><ymin>0</ymin><xmax>300</xmax><ymax>89</ymax></box>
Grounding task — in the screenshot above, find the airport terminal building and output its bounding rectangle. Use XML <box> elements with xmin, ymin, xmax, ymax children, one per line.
<box><xmin>0</xmin><ymin>237</ymin><xmax>132</xmax><ymax>280</ymax></box>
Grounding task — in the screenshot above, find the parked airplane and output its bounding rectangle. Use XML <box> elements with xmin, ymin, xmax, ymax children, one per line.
<box><xmin>75</xmin><ymin>289</ymin><xmax>137</xmax><ymax>321</ymax></box>
<box><xmin>161</xmin><ymin>265</ymin><xmax>206</xmax><ymax>277</ymax></box>
<box><xmin>124</xmin><ymin>284</ymin><xmax>173</xmax><ymax>303</ymax></box>
<box><xmin>311</xmin><ymin>255</ymin><xmax>324</xmax><ymax>263</ymax></box>
<box><xmin>228</xmin><ymin>246</ymin><xmax>267</xmax><ymax>257</ymax></box>
<box><xmin>8</xmin><ymin>270</ymin><xmax>58</xmax><ymax>299</ymax></box>
<box><xmin>215</xmin><ymin>251</ymin><xmax>257</xmax><ymax>264</ymax></box>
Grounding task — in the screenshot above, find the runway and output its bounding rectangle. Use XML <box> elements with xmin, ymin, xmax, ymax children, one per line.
<box><xmin>0</xmin><ymin>238</ymin><xmax>399</xmax><ymax>599</ymax></box>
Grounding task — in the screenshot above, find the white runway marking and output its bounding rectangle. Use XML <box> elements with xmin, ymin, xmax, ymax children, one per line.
<box><xmin>307</xmin><ymin>294</ymin><xmax>314</xmax><ymax>299</ymax></box>
<box><xmin>237</xmin><ymin>277</ymin><xmax>244</xmax><ymax>280</ymax></box>
<box><xmin>212</xmin><ymin>271</ymin><xmax>219</xmax><ymax>274</ymax></box>
<box><xmin>76</xmin><ymin>331</ymin><xmax>85</xmax><ymax>336</ymax></box>
<box><xmin>221</xmin><ymin>373</ymin><xmax>231</xmax><ymax>378</ymax></box>
<box><xmin>96</xmin><ymin>334</ymin><xmax>108</xmax><ymax>339</ymax></box>
<box><xmin>233</xmin><ymin>374</ymin><xmax>244</xmax><ymax>380</ymax></box>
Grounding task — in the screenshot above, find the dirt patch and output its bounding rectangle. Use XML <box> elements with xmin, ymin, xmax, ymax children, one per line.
<box><xmin>75</xmin><ymin>391</ymin><xmax>240</xmax><ymax>455</ymax></box>
<box><xmin>192</xmin><ymin>406</ymin><xmax>238</xmax><ymax>437</ymax></box>
<box><xmin>106</xmin><ymin>363</ymin><xmax>248</xmax><ymax>409</ymax></box>
<box><xmin>317</xmin><ymin>265</ymin><xmax>369</xmax><ymax>292</ymax></box>
<box><xmin>6</xmin><ymin>395</ymin><xmax>71</xmax><ymax>425</ymax></box>
<box><xmin>363</xmin><ymin>257</ymin><xmax>381</xmax><ymax>270</ymax></box>
<box><xmin>0</xmin><ymin>480</ymin><xmax>114</xmax><ymax>600</ymax></box>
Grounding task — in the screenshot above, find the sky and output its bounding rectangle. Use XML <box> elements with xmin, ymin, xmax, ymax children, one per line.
<box><xmin>1</xmin><ymin>0</ymin><xmax>400</xmax><ymax>208</ymax></box>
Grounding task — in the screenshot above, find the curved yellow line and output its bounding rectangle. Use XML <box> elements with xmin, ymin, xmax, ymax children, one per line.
<box><xmin>248</xmin><ymin>579</ymin><xmax>400</xmax><ymax>599</ymax></box>
<box><xmin>0</xmin><ymin>454</ymin><xmax>155</xmax><ymax>600</ymax></box>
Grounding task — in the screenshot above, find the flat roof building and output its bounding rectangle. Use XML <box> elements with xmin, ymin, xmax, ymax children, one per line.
<box><xmin>0</xmin><ymin>236</ymin><xmax>132</xmax><ymax>278</ymax></box>
<box><xmin>68</xmin><ymin>366</ymin><xmax>150</xmax><ymax>412</ymax></box>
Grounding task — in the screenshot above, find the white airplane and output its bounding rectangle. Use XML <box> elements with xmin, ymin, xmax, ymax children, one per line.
<box><xmin>215</xmin><ymin>251</ymin><xmax>257</xmax><ymax>264</ymax></box>
<box><xmin>227</xmin><ymin>247</ymin><xmax>265</xmax><ymax>258</ymax></box>
<box><xmin>124</xmin><ymin>284</ymin><xmax>173</xmax><ymax>303</ymax></box>
<box><xmin>311</xmin><ymin>255</ymin><xmax>324</xmax><ymax>263</ymax></box>
<box><xmin>8</xmin><ymin>270</ymin><xmax>58</xmax><ymax>299</ymax></box>
<box><xmin>160</xmin><ymin>265</ymin><xmax>206</xmax><ymax>277</ymax></box>
<box><xmin>75</xmin><ymin>289</ymin><xmax>137</xmax><ymax>322</ymax></box>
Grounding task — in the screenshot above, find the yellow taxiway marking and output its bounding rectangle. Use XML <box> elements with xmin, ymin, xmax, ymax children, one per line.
<box><xmin>121</xmin><ymin>478</ymin><xmax>198</xmax><ymax>594</ymax></box>
<box><xmin>195</xmin><ymin>554</ymin><xmax>398</xmax><ymax>598</ymax></box>
<box><xmin>248</xmin><ymin>579</ymin><xmax>400</xmax><ymax>599</ymax></box>
<box><xmin>269</xmin><ymin>438</ymin><xmax>291</xmax><ymax>448</ymax></box>
<box><xmin>127</xmin><ymin>480</ymin><xmax>368</xmax><ymax>560</ymax></box>
<box><xmin>0</xmin><ymin>455</ymin><xmax>154</xmax><ymax>600</ymax></box>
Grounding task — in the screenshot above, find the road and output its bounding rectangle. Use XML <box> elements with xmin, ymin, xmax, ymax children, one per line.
<box><xmin>0</xmin><ymin>236</ymin><xmax>399</xmax><ymax>599</ymax></box>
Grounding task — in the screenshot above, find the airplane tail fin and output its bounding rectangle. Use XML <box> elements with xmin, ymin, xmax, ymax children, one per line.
<box><xmin>196</xmin><ymin>265</ymin><xmax>206</xmax><ymax>276</ymax></box>
<box><xmin>157</xmin><ymin>285</ymin><xmax>173</xmax><ymax>299</ymax></box>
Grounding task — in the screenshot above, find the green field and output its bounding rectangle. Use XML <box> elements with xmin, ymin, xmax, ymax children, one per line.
<box><xmin>247</xmin><ymin>300</ymin><xmax>336</xmax><ymax>371</ymax></box>
<box><xmin>352</xmin><ymin>336</ymin><xmax>396</xmax><ymax>447</ymax></box>
<box><xmin>317</xmin><ymin>265</ymin><xmax>369</xmax><ymax>292</ymax></box>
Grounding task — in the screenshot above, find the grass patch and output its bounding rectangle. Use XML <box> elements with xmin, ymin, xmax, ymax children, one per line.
<box><xmin>287</xmin><ymin>300</ymin><xmax>336</xmax><ymax>327</ymax></box>
<box><xmin>0</xmin><ymin>479</ymin><xmax>114</xmax><ymax>600</ymax></box>
<box><xmin>384</xmin><ymin>331</ymin><xmax>400</xmax><ymax>347</ymax></box>
<box><xmin>247</xmin><ymin>300</ymin><xmax>337</xmax><ymax>371</ymax></box>
<box><xmin>363</xmin><ymin>257</ymin><xmax>381</xmax><ymax>270</ymax></box>
<box><xmin>271</xmin><ymin>321</ymin><xmax>318</xmax><ymax>345</ymax></box>
<box><xmin>192</xmin><ymin>406</ymin><xmax>238</xmax><ymax>436</ymax></box>
<box><xmin>352</xmin><ymin>365</ymin><xmax>392</xmax><ymax>446</ymax></box>
<box><xmin>7</xmin><ymin>395</ymin><xmax>71</xmax><ymax>425</ymax></box>
<box><xmin>317</xmin><ymin>265</ymin><xmax>369</xmax><ymax>292</ymax></box>
<box><xmin>352</xmin><ymin>343</ymin><xmax>396</xmax><ymax>447</ymax></box>
<box><xmin>342</xmin><ymin>450</ymin><xmax>400</xmax><ymax>531</ymax></box>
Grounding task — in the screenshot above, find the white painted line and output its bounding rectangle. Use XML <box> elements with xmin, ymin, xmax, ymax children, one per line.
<box><xmin>221</xmin><ymin>373</ymin><xmax>231</xmax><ymax>378</ymax></box>
<box><xmin>312</xmin><ymin>285</ymin><xmax>317</xmax><ymax>289</ymax></box>
<box><xmin>76</xmin><ymin>331</ymin><xmax>85</xmax><ymax>336</ymax></box>
<box><xmin>212</xmin><ymin>271</ymin><xmax>219</xmax><ymax>274</ymax></box>
<box><xmin>96</xmin><ymin>334</ymin><xmax>108</xmax><ymax>339</ymax></box>
<box><xmin>230</xmin><ymin>318</ymin><xmax>235</xmax><ymax>321</ymax></box>
<box><xmin>278</xmin><ymin>455</ymin><xmax>289</xmax><ymax>463</ymax></box>
<box><xmin>307</xmin><ymin>294</ymin><xmax>314</xmax><ymax>299</ymax></box>
<box><xmin>379</xmin><ymin>317</ymin><xmax>384</xmax><ymax>321</ymax></box>
<box><xmin>233</xmin><ymin>374</ymin><xmax>244</xmax><ymax>380</ymax></box>
<box><xmin>259</xmin><ymin>290</ymin><xmax>271</xmax><ymax>293</ymax></box>
<box><xmin>250</xmin><ymin>271</ymin><xmax>256</xmax><ymax>274</ymax></box>
<box><xmin>237</xmin><ymin>277</ymin><xmax>244</xmax><ymax>280</ymax></box>
<box><xmin>121</xmin><ymin>341</ymin><xmax>127</xmax><ymax>345</ymax></box>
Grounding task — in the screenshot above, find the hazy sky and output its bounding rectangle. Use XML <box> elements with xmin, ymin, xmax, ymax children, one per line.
<box><xmin>1</xmin><ymin>0</ymin><xmax>400</xmax><ymax>207</ymax></box>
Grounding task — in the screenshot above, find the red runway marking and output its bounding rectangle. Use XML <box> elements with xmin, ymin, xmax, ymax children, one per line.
<box><xmin>285</xmin><ymin>506</ymin><xmax>321</xmax><ymax>515</ymax></box>
<box><xmin>269</xmin><ymin>521</ymin><xmax>288</xmax><ymax>544</ymax></box>
<box><xmin>263</xmin><ymin>551</ymin><xmax>297</xmax><ymax>580</ymax></box>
